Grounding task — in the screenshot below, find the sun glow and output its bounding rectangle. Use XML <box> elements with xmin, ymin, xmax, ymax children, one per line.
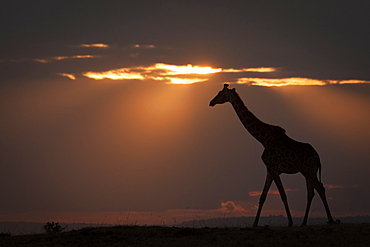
<box><xmin>154</xmin><ymin>63</ymin><xmax>222</xmax><ymax>75</ymax></box>
<box><xmin>278</xmin><ymin>85</ymin><xmax>370</xmax><ymax>153</ymax></box>
<box><xmin>166</xmin><ymin>77</ymin><xmax>208</xmax><ymax>84</ymax></box>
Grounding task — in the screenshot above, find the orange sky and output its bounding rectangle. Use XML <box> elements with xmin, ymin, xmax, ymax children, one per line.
<box><xmin>1</xmin><ymin>77</ymin><xmax>369</xmax><ymax>225</ymax></box>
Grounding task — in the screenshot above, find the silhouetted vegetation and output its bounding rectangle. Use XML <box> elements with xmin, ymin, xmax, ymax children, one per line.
<box><xmin>0</xmin><ymin>233</ymin><xmax>11</xmax><ymax>237</ymax></box>
<box><xmin>43</xmin><ymin>222</ymin><xmax>67</xmax><ymax>234</ymax></box>
<box><xmin>0</xmin><ymin>223</ymin><xmax>369</xmax><ymax>246</ymax></box>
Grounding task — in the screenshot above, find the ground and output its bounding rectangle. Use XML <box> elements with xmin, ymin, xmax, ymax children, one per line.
<box><xmin>1</xmin><ymin>223</ymin><xmax>369</xmax><ymax>247</ymax></box>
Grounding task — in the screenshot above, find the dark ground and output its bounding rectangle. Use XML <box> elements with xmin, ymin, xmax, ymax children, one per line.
<box><xmin>1</xmin><ymin>223</ymin><xmax>369</xmax><ymax>247</ymax></box>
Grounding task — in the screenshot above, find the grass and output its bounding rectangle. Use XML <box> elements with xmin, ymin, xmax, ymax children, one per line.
<box><xmin>1</xmin><ymin>223</ymin><xmax>369</xmax><ymax>247</ymax></box>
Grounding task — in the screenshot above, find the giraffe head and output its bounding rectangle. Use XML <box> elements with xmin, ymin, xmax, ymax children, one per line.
<box><xmin>209</xmin><ymin>84</ymin><xmax>235</xmax><ymax>106</ymax></box>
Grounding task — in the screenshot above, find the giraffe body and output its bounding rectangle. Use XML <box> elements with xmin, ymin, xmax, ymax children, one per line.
<box><xmin>209</xmin><ymin>84</ymin><xmax>334</xmax><ymax>227</ymax></box>
<box><xmin>262</xmin><ymin>136</ymin><xmax>320</xmax><ymax>176</ymax></box>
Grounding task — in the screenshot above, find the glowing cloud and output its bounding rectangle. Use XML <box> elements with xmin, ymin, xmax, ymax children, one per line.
<box><xmin>83</xmin><ymin>70</ymin><xmax>145</xmax><ymax>80</ymax></box>
<box><xmin>220</xmin><ymin>201</ymin><xmax>246</xmax><ymax>212</ymax></box>
<box><xmin>79</xmin><ymin>43</ymin><xmax>109</xmax><ymax>48</ymax></box>
<box><xmin>237</xmin><ymin>77</ymin><xmax>327</xmax><ymax>87</ymax></box>
<box><xmin>53</xmin><ymin>55</ymin><xmax>95</xmax><ymax>61</ymax></box>
<box><xmin>325</xmin><ymin>184</ymin><xmax>359</xmax><ymax>189</ymax></box>
<box><xmin>133</xmin><ymin>44</ymin><xmax>156</xmax><ymax>49</ymax></box>
<box><xmin>236</xmin><ymin>77</ymin><xmax>370</xmax><ymax>87</ymax></box>
<box><xmin>222</xmin><ymin>67</ymin><xmax>276</xmax><ymax>73</ymax></box>
<box><xmin>34</xmin><ymin>55</ymin><xmax>97</xmax><ymax>63</ymax></box>
<box><xmin>83</xmin><ymin>63</ymin><xmax>221</xmax><ymax>84</ymax></box>
<box><xmin>33</xmin><ymin>59</ymin><xmax>50</xmax><ymax>63</ymax></box>
<box><xmin>335</xmin><ymin>80</ymin><xmax>369</xmax><ymax>85</ymax></box>
<box><xmin>71</xmin><ymin>55</ymin><xmax>96</xmax><ymax>59</ymax></box>
<box><xmin>80</xmin><ymin>63</ymin><xmax>370</xmax><ymax>86</ymax></box>
<box><xmin>59</xmin><ymin>73</ymin><xmax>76</xmax><ymax>80</ymax></box>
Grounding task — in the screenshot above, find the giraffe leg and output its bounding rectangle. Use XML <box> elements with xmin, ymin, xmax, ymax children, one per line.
<box><xmin>253</xmin><ymin>172</ymin><xmax>273</xmax><ymax>227</ymax></box>
<box><xmin>310</xmin><ymin>177</ymin><xmax>335</xmax><ymax>224</ymax></box>
<box><xmin>302</xmin><ymin>179</ymin><xmax>314</xmax><ymax>226</ymax></box>
<box><xmin>274</xmin><ymin>175</ymin><xmax>293</xmax><ymax>227</ymax></box>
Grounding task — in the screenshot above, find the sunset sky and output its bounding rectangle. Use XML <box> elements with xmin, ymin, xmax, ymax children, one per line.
<box><xmin>1</xmin><ymin>1</ymin><xmax>369</xmax><ymax>225</ymax></box>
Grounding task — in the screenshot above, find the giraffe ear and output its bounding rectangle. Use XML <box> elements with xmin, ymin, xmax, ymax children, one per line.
<box><xmin>231</xmin><ymin>88</ymin><xmax>236</xmax><ymax>92</ymax></box>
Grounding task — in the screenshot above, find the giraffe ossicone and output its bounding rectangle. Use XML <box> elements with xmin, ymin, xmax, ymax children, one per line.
<box><xmin>209</xmin><ymin>83</ymin><xmax>335</xmax><ymax>227</ymax></box>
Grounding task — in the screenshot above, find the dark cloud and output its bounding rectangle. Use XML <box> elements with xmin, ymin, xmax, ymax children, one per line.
<box><xmin>2</xmin><ymin>1</ymin><xmax>369</xmax><ymax>80</ymax></box>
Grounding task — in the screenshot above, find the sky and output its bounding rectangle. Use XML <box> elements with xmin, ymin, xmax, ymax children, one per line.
<box><xmin>1</xmin><ymin>0</ymin><xmax>370</xmax><ymax>225</ymax></box>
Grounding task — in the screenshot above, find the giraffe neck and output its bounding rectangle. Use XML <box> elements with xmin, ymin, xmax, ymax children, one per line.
<box><xmin>228</xmin><ymin>90</ymin><xmax>284</xmax><ymax>147</ymax></box>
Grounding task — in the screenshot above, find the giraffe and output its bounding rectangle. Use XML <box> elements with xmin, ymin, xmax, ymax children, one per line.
<box><xmin>209</xmin><ymin>84</ymin><xmax>335</xmax><ymax>227</ymax></box>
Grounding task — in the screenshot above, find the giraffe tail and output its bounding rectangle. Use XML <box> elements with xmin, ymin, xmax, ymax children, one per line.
<box><xmin>318</xmin><ymin>164</ymin><xmax>322</xmax><ymax>183</ymax></box>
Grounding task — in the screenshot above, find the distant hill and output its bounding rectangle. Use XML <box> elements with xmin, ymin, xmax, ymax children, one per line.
<box><xmin>177</xmin><ymin>215</ymin><xmax>370</xmax><ymax>228</ymax></box>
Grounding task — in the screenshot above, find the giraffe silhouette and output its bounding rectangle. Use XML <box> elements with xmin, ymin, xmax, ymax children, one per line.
<box><xmin>209</xmin><ymin>84</ymin><xmax>335</xmax><ymax>227</ymax></box>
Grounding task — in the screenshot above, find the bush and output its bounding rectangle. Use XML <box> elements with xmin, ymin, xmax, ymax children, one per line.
<box><xmin>43</xmin><ymin>222</ymin><xmax>67</xmax><ymax>233</ymax></box>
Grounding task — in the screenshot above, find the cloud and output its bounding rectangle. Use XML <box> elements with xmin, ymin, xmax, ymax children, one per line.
<box><xmin>236</xmin><ymin>77</ymin><xmax>370</xmax><ymax>87</ymax></box>
<box><xmin>79</xmin><ymin>43</ymin><xmax>109</xmax><ymax>48</ymax></box>
<box><xmin>222</xmin><ymin>67</ymin><xmax>276</xmax><ymax>73</ymax></box>
<box><xmin>59</xmin><ymin>59</ymin><xmax>370</xmax><ymax>87</ymax></box>
<box><xmin>220</xmin><ymin>201</ymin><xmax>246</xmax><ymax>212</ymax></box>
<box><xmin>248</xmin><ymin>189</ymin><xmax>297</xmax><ymax>197</ymax></box>
<box><xmin>325</xmin><ymin>184</ymin><xmax>359</xmax><ymax>189</ymax></box>
<box><xmin>81</xmin><ymin>63</ymin><xmax>280</xmax><ymax>84</ymax></box>
<box><xmin>237</xmin><ymin>77</ymin><xmax>326</xmax><ymax>87</ymax></box>
<box><xmin>335</xmin><ymin>80</ymin><xmax>370</xmax><ymax>85</ymax></box>
<box><xmin>83</xmin><ymin>70</ymin><xmax>145</xmax><ymax>80</ymax></box>
<box><xmin>132</xmin><ymin>44</ymin><xmax>156</xmax><ymax>49</ymax></box>
<box><xmin>33</xmin><ymin>58</ymin><xmax>50</xmax><ymax>63</ymax></box>
<box><xmin>1</xmin><ymin>55</ymin><xmax>97</xmax><ymax>64</ymax></box>
<box><xmin>59</xmin><ymin>73</ymin><xmax>76</xmax><ymax>80</ymax></box>
<box><xmin>83</xmin><ymin>63</ymin><xmax>221</xmax><ymax>84</ymax></box>
<box><xmin>34</xmin><ymin>55</ymin><xmax>97</xmax><ymax>63</ymax></box>
<box><xmin>82</xmin><ymin>63</ymin><xmax>370</xmax><ymax>86</ymax></box>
